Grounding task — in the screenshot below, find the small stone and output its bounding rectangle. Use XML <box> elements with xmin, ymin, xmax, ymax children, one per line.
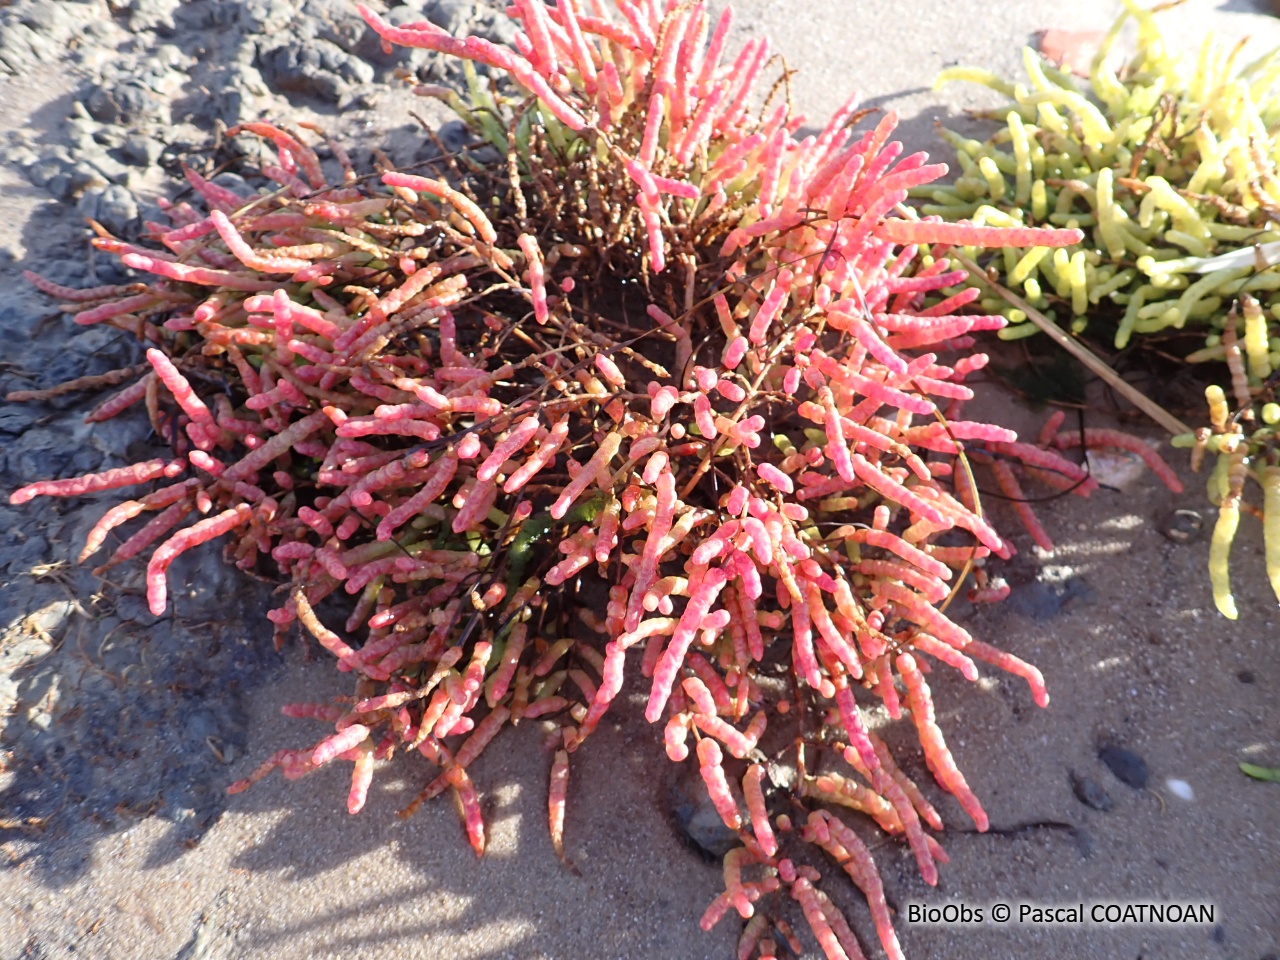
<box><xmin>1005</xmin><ymin>576</ymin><xmax>1091</xmax><ymax>621</ymax></box>
<box><xmin>1069</xmin><ymin>771</ymin><xmax>1113</xmax><ymax>811</ymax></box>
<box><xmin>1236</xmin><ymin>669</ymin><xmax>1255</xmax><ymax>684</ymax></box>
<box><xmin>86</xmin><ymin>79</ymin><xmax>165</xmax><ymax>125</ymax></box>
<box><xmin>18</xmin><ymin>0</ymin><xmax>74</xmax><ymax>36</ymax></box>
<box><xmin>1098</xmin><ymin>745</ymin><xmax>1148</xmax><ymax>789</ymax></box>
<box><xmin>0</xmin><ymin>406</ymin><xmax>37</xmax><ymax>438</ymax></box>
<box><xmin>2</xmin><ymin>143</ymin><xmax>39</xmax><ymax>167</ymax></box>
<box><xmin>1159</xmin><ymin>508</ymin><xmax>1204</xmax><ymax>544</ymax></box>
<box><xmin>423</xmin><ymin>0</ymin><xmax>472</xmax><ymax>35</ymax></box>
<box><xmin>258</xmin><ymin>37</ymin><xmax>373</xmax><ymax>102</ymax></box>
<box><xmin>1165</xmin><ymin>778</ymin><xmax>1194</xmax><ymax>801</ymax></box>
<box><xmin>119</xmin><ymin>0</ymin><xmax>182</xmax><ymax>33</ymax></box>
<box><xmin>78</xmin><ymin>184</ymin><xmax>138</xmax><ymax>235</ymax></box>
<box><xmin>668</xmin><ymin>766</ymin><xmax>739</xmax><ymax>859</ymax></box>
<box><xmin>26</xmin><ymin>154</ymin><xmax>70</xmax><ymax>188</ymax></box>
<box><xmin>474</xmin><ymin>11</ymin><xmax>519</xmax><ymax>46</ymax></box>
<box><xmin>211</xmin><ymin>171</ymin><xmax>252</xmax><ymax>197</ymax></box>
<box><xmin>119</xmin><ymin>132</ymin><xmax>163</xmax><ymax>166</ymax></box>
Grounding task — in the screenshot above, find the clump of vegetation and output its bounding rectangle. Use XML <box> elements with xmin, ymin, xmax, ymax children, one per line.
<box><xmin>8</xmin><ymin>2</ymin><xmax>1193</xmax><ymax>957</ymax></box>
<box><xmin>922</xmin><ymin>1</ymin><xmax>1280</xmax><ymax>346</ymax></box>
<box><xmin>1173</xmin><ymin>292</ymin><xmax>1280</xmax><ymax>619</ymax></box>
<box><xmin>916</xmin><ymin>0</ymin><xmax>1280</xmax><ymax>618</ymax></box>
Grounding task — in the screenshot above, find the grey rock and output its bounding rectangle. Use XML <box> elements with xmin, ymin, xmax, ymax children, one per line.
<box><xmin>668</xmin><ymin>764</ymin><xmax>740</xmax><ymax>858</ymax></box>
<box><xmin>1069</xmin><ymin>771</ymin><xmax>1114</xmax><ymax>812</ymax></box>
<box><xmin>227</xmin><ymin>61</ymin><xmax>269</xmax><ymax>98</ymax></box>
<box><xmin>2</xmin><ymin>533</ymin><xmax>50</xmax><ymax>575</ymax></box>
<box><xmin>2</xmin><ymin>142</ymin><xmax>39</xmax><ymax>167</ymax></box>
<box><xmin>86</xmin><ymin>78</ymin><xmax>166</xmax><ymax>125</ymax></box>
<box><xmin>8</xmin><ymin>426</ymin><xmax>104</xmax><ymax>483</ymax></box>
<box><xmin>235</xmin><ymin>0</ymin><xmax>301</xmax><ymax>34</ymax></box>
<box><xmin>113</xmin><ymin>592</ymin><xmax>164</xmax><ymax>628</ymax></box>
<box><xmin>89</xmin><ymin>247</ymin><xmax>137</xmax><ymax>286</ymax></box>
<box><xmin>150</xmin><ymin>41</ymin><xmax>188</xmax><ymax>71</ymax></box>
<box><xmin>17</xmin><ymin>0</ymin><xmax>74</xmax><ymax>37</ymax></box>
<box><xmin>424</xmin><ymin>0</ymin><xmax>472</xmax><ymax>34</ymax></box>
<box><xmin>120</xmin><ymin>131</ymin><xmax>163</xmax><ymax>166</ymax></box>
<box><xmin>93</xmin><ymin>125</ymin><xmax>127</xmax><ymax>149</ymax></box>
<box><xmin>68</xmin><ymin>323</ymin><xmax>137</xmax><ymax>366</ymax></box>
<box><xmin>78</xmin><ymin>184</ymin><xmax>139</xmax><ymax>236</ymax></box>
<box><xmin>211</xmin><ymin>171</ymin><xmax>253</xmax><ymax>199</ymax></box>
<box><xmin>0</xmin><ymin>406</ymin><xmax>36</xmax><ymax>438</ymax></box>
<box><xmin>1159</xmin><ymin>508</ymin><xmax>1204</xmax><ymax>544</ymax></box>
<box><xmin>28</xmin><ymin>600</ymin><xmax>79</xmax><ymax>635</ymax></box>
<box><xmin>46</xmin><ymin>172</ymin><xmax>73</xmax><ymax>202</ymax></box>
<box><xmin>1004</xmin><ymin>576</ymin><xmax>1092</xmax><ymax>621</ymax></box>
<box><xmin>1098</xmin><ymin>745</ymin><xmax>1149</xmax><ymax>789</ymax></box>
<box><xmin>306</xmin><ymin>0</ymin><xmax>369</xmax><ymax>52</ymax></box>
<box><xmin>25</xmin><ymin>147</ymin><xmax>73</xmax><ymax>188</ymax></box>
<box><xmin>0</xmin><ymin>22</ymin><xmax>57</xmax><ymax>71</ymax></box>
<box><xmin>82</xmin><ymin>150</ymin><xmax>131</xmax><ymax>185</ymax></box>
<box><xmin>258</xmin><ymin>37</ymin><xmax>374</xmax><ymax>102</ymax></box>
<box><xmin>337</xmin><ymin>83</ymin><xmax>381</xmax><ymax>111</ymax></box>
<box><xmin>114</xmin><ymin>0</ymin><xmax>182</xmax><ymax>33</ymax></box>
<box><xmin>475</xmin><ymin>10</ymin><xmax>518</xmax><ymax>46</ymax></box>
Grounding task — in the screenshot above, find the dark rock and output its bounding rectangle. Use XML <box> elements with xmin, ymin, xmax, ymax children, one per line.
<box><xmin>68</xmin><ymin>323</ymin><xmax>138</xmax><ymax>367</ymax></box>
<box><xmin>0</xmin><ymin>406</ymin><xmax>37</xmax><ymax>438</ymax></box>
<box><xmin>26</xmin><ymin>147</ymin><xmax>73</xmax><ymax>188</ymax></box>
<box><xmin>89</xmin><ymin>247</ymin><xmax>138</xmax><ymax>286</ymax></box>
<box><xmin>211</xmin><ymin>171</ymin><xmax>253</xmax><ymax>198</ymax></box>
<box><xmin>1098</xmin><ymin>745</ymin><xmax>1149</xmax><ymax>789</ymax></box>
<box><xmin>77</xmin><ymin>184</ymin><xmax>139</xmax><ymax>236</ymax></box>
<box><xmin>258</xmin><ymin>37</ymin><xmax>374</xmax><ymax>102</ymax></box>
<box><xmin>437</xmin><ymin>119</ymin><xmax>471</xmax><ymax>154</ymax></box>
<box><xmin>1069</xmin><ymin>771</ymin><xmax>1114</xmax><ymax>811</ymax></box>
<box><xmin>424</xmin><ymin>0</ymin><xmax>473</xmax><ymax>34</ymax></box>
<box><xmin>234</xmin><ymin>0</ymin><xmax>297</xmax><ymax>34</ymax></box>
<box><xmin>1004</xmin><ymin>576</ymin><xmax>1092</xmax><ymax>621</ymax></box>
<box><xmin>111</xmin><ymin>0</ymin><xmax>182</xmax><ymax>33</ymax></box>
<box><xmin>9</xmin><ymin>427</ymin><xmax>81</xmax><ymax>483</ymax></box>
<box><xmin>113</xmin><ymin>592</ymin><xmax>165</xmax><ymax>628</ymax></box>
<box><xmin>474</xmin><ymin>10</ymin><xmax>518</xmax><ymax>46</ymax></box>
<box><xmin>78</xmin><ymin>147</ymin><xmax>131</xmax><ymax>186</ymax></box>
<box><xmin>1</xmin><ymin>533</ymin><xmax>51</xmax><ymax>575</ymax></box>
<box><xmin>1072</xmin><ymin>826</ymin><xmax>1094</xmax><ymax>858</ymax></box>
<box><xmin>1159</xmin><ymin>508</ymin><xmax>1204</xmax><ymax>544</ymax></box>
<box><xmin>668</xmin><ymin>764</ymin><xmax>740</xmax><ymax>859</ymax></box>
<box><xmin>86</xmin><ymin>79</ymin><xmax>166</xmax><ymax>125</ymax></box>
<box><xmin>1237</xmin><ymin>669</ymin><xmax>1255</xmax><ymax>684</ymax></box>
<box><xmin>306</xmin><ymin>0</ymin><xmax>373</xmax><ymax>52</ymax></box>
<box><xmin>119</xmin><ymin>131</ymin><xmax>163</xmax><ymax>166</ymax></box>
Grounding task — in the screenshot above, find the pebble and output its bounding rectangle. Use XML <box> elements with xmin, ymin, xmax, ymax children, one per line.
<box><xmin>114</xmin><ymin>0</ymin><xmax>183</xmax><ymax>33</ymax></box>
<box><xmin>77</xmin><ymin>184</ymin><xmax>139</xmax><ymax>236</ymax></box>
<box><xmin>668</xmin><ymin>764</ymin><xmax>740</xmax><ymax>859</ymax></box>
<box><xmin>120</xmin><ymin>130</ymin><xmax>163</xmax><ymax>166</ymax></box>
<box><xmin>1159</xmin><ymin>508</ymin><xmax>1204</xmax><ymax>544</ymax></box>
<box><xmin>1098</xmin><ymin>745</ymin><xmax>1149</xmax><ymax>789</ymax></box>
<box><xmin>258</xmin><ymin>37</ymin><xmax>375</xmax><ymax>102</ymax></box>
<box><xmin>1004</xmin><ymin>575</ymin><xmax>1092</xmax><ymax>621</ymax></box>
<box><xmin>1069</xmin><ymin>770</ymin><xmax>1114</xmax><ymax>811</ymax></box>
